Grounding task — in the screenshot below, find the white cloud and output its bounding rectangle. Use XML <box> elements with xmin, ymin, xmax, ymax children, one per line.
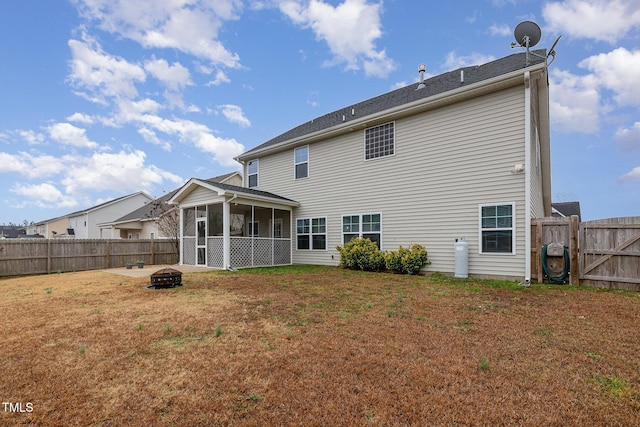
<box><xmin>489</xmin><ymin>23</ymin><xmax>511</xmax><ymax>37</ymax></box>
<box><xmin>73</xmin><ymin>0</ymin><xmax>242</xmax><ymax>68</ymax></box>
<box><xmin>549</xmin><ymin>68</ymin><xmax>601</xmax><ymax>133</ymax></box>
<box><xmin>619</xmin><ymin>166</ymin><xmax>640</xmax><ymax>183</ymax></box>
<box><xmin>17</xmin><ymin>130</ymin><xmax>45</xmax><ymax>145</ymax></box>
<box><xmin>0</xmin><ymin>152</ymin><xmax>64</xmax><ymax>179</ymax></box>
<box><xmin>144</xmin><ymin>57</ymin><xmax>192</xmax><ymax>91</ymax></box>
<box><xmin>218</xmin><ymin>104</ymin><xmax>251</xmax><ymax>128</ymax></box>
<box><xmin>132</xmin><ymin>114</ymin><xmax>245</xmax><ymax>166</ymax></box>
<box><xmin>543</xmin><ymin>0</ymin><xmax>640</xmax><ymax>43</ymax></box>
<box><xmin>67</xmin><ymin>112</ymin><xmax>95</xmax><ymax>124</ymax></box>
<box><xmin>48</xmin><ymin>122</ymin><xmax>99</xmax><ymax>149</ymax></box>
<box><xmin>578</xmin><ymin>48</ymin><xmax>640</xmax><ymax>108</ymax></box>
<box><xmin>138</xmin><ymin>127</ymin><xmax>172</xmax><ymax>151</ymax></box>
<box><xmin>61</xmin><ymin>150</ymin><xmax>183</xmax><ymax>195</ymax></box>
<box><xmin>206</xmin><ymin>70</ymin><xmax>231</xmax><ymax>86</ymax></box>
<box><xmin>442</xmin><ymin>52</ymin><xmax>495</xmax><ymax>70</ymax></box>
<box><xmin>279</xmin><ymin>0</ymin><xmax>396</xmax><ymax>77</ymax></box>
<box><xmin>10</xmin><ymin>183</ymin><xmax>78</xmax><ymax>208</ymax></box>
<box><xmin>614</xmin><ymin>122</ymin><xmax>640</xmax><ymax>151</ymax></box>
<box><xmin>67</xmin><ymin>34</ymin><xmax>146</xmax><ymax>102</ymax></box>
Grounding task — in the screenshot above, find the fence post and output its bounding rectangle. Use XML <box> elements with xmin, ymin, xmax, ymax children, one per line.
<box><xmin>151</xmin><ymin>240</ymin><xmax>155</xmax><ymax>265</ymax></box>
<box><xmin>569</xmin><ymin>215</ymin><xmax>580</xmax><ymax>285</ymax></box>
<box><xmin>47</xmin><ymin>239</ymin><xmax>51</xmax><ymax>274</ymax></box>
<box><xmin>106</xmin><ymin>240</ymin><xmax>110</xmax><ymax>269</ymax></box>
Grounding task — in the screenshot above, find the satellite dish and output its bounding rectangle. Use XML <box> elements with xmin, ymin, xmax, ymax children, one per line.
<box><xmin>514</xmin><ymin>21</ymin><xmax>542</xmax><ymax>47</ymax></box>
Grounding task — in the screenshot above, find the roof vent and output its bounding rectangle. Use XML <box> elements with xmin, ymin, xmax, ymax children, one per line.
<box><xmin>416</xmin><ymin>64</ymin><xmax>426</xmax><ymax>90</ymax></box>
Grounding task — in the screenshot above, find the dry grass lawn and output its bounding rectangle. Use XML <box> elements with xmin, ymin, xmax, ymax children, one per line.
<box><xmin>1</xmin><ymin>265</ymin><xmax>639</xmax><ymax>426</ymax></box>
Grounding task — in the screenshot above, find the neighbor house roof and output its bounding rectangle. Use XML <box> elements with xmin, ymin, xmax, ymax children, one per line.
<box><xmin>65</xmin><ymin>191</ymin><xmax>153</xmax><ymax>218</ymax></box>
<box><xmin>552</xmin><ymin>202</ymin><xmax>582</xmax><ymax>222</ymax></box>
<box><xmin>0</xmin><ymin>225</ymin><xmax>26</xmax><ymax>239</ymax></box>
<box><xmin>237</xmin><ymin>49</ymin><xmax>547</xmax><ymax>160</ymax></box>
<box><xmin>102</xmin><ymin>172</ymin><xmax>244</xmax><ymax>226</ymax></box>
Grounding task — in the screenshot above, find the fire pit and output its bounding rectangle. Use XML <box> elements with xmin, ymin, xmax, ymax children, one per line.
<box><xmin>149</xmin><ymin>267</ymin><xmax>183</xmax><ymax>289</ymax></box>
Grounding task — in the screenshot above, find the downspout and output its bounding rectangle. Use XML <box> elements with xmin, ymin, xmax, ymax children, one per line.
<box><xmin>523</xmin><ymin>71</ymin><xmax>532</xmax><ymax>284</ymax></box>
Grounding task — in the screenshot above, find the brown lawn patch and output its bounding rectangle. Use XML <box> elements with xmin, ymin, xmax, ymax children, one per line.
<box><xmin>1</xmin><ymin>266</ymin><xmax>639</xmax><ymax>425</ymax></box>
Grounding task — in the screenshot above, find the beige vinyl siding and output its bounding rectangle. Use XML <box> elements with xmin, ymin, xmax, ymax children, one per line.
<box><xmin>179</xmin><ymin>186</ymin><xmax>225</xmax><ymax>207</ymax></box>
<box><xmin>257</xmin><ymin>86</ymin><xmax>527</xmax><ymax>277</ymax></box>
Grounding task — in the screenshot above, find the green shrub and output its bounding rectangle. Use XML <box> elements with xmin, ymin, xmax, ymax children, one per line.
<box><xmin>384</xmin><ymin>243</ymin><xmax>430</xmax><ymax>275</ymax></box>
<box><xmin>336</xmin><ymin>238</ymin><xmax>385</xmax><ymax>271</ymax></box>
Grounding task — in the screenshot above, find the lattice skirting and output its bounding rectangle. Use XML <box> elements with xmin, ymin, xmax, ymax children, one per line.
<box><xmin>183</xmin><ymin>237</ymin><xmax>195</xmax><ymax>265</ymax></box>
<box><xmin>207</xmin><ymin>237</ymin><xmax>224</xmax><ymax>268</ymax></box>
<box><xmin>183</xmin><ymin>237</ymin><xmax>290</xmax><ymax>268</ymax></box>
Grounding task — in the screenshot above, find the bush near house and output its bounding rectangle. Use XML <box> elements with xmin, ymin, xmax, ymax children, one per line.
<box><xmin>337</xmin><ymin>238</ymin><xmax>430</xmax><ymax>274</ymax></box>
<box><xmin>384</xmin><ymin>243</ymin><xmax>431</xmax><ymax>275</ymax></box>
<box><xmin>336</xmin><ymin>238</ymin><xmax>385</xmax><ymax>271</ymax></box>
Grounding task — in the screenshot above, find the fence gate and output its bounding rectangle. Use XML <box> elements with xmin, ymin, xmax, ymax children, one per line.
<box><xmin>580</xmin><ymin>217</ymin><xmax>640</xmax><ymax>290</ymax></box>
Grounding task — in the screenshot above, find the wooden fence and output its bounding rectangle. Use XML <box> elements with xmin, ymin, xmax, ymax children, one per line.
<box><xmin>531</xmin><ymin>216</ymin><xmax>580</xmax><ymax>285</ymax></box>
<box><xmin>580</xmin><ymin>217</ymin><xmax>640</xmax><ymax>290</ymax></box>
<box><xmin>0</xmin><ymin>239</ymin><xmax>178</xmax><ymax>277</ymax></box>
<box><xmin>531</xmin><ymin>216</ymin><xmax>640</xmax><ymax>290</ymax></box>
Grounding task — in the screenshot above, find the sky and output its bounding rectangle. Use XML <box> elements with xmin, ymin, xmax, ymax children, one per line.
<box><xmin>0</xmin><ymin>0</ymin><xmax>639</xmax><ymax>225</ymax></box>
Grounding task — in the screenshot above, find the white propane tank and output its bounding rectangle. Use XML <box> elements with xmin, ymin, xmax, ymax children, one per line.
<box><xmin>454</xmin><ymin>238</ymin><xmax>469</xmax><ymax>278</ymax></box>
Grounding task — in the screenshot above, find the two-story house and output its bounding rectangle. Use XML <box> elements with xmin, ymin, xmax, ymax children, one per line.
<box><xmin>169</xmin><ymin>50</ymin><xmax>552</xmax><ymax>281</ymax></box>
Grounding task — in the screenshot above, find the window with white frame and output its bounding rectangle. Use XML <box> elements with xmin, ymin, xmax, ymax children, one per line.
<box><xmin>479</xmin><ymin>203</ymin><xmax>515</xmax><ymax>254</ymax></box>
<box><xmin>294</xmin><ymin>146</ymin><xmax>308</xmax><ymax>179</ymax></box>
<box><xmin>365</xmin><ymin>122</ymin><xmax>394</xmax><ymax>160</ymax></box>
<box><xmin>248</xmin><ymin>160</ymin><xmax>258</xmax><ymax>188</ymax></box>
<box><xmin>296</xmin><ymin>217</ymin><xmax>326</xmax><ymax>250</ymax></box>
<box><xmin>342</xmin><ymin>213</ymin><xmax>381</xmax><ymax>248</ymax></box>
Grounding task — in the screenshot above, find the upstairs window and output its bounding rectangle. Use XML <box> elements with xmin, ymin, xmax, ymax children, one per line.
<box><xmin>365</xmin><ymin>122</ymin><xmax>395</xmax><ymax>160</ymax></box>
<box><xmin>248</xmin><ymin>160</ymin><xmax>258</xmax><ymax>188</ymax></box>
<box><xmin>294</xmin><ymin>146</ymin><xmax>309</xmax><ymax>179</ymax></box>
<box><xmin>479</xmin><ymin>203</ymin><xmax>515</xmax><ymax>254</ymax></box>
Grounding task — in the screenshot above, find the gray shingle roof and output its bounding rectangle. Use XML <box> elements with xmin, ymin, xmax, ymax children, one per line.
<box><xmin>240</xmin><ymin>50</ymin><xmax>546</xmax><ymax>157</ymax></box>
<box><xmin>110</xmin><ymin>173</ymin><xmax>241</xmax><ymax>223</ymax></box>
<box><xmin>552</xmin><ymin>202</ymin><xmax>581</xmax><ymax>221</ymax></box>
<box><xmin>200</xmin><ymin>180</ymin><xmax>298</xmax><ymax>204</ymax></box>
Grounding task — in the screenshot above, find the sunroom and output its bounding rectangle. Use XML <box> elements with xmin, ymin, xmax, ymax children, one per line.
<box><xmin>168</xmin><ymin>179</ymin><xmax>299</xmax><ymax>269</ymax></box>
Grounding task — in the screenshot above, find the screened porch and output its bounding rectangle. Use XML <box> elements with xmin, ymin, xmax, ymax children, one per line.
<box><xmin>181</xmin><ymin>202</ymin><xmax>292</xmax><ymax>269</ymax></box>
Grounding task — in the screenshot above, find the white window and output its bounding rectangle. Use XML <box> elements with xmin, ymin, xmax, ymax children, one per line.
<box><xmin>248</xmin><ymin>160</ymin><xmax>258</xmax><ymax>188</ymax></box>
<box><xmin>296</xmin><ymin>217</ymin><xmax>326</xmax><ymax>250</ymax></box>
<box><xmin>479</xmin><ymin>203</ymin><xmax>515</xmax><ymax>254</ymax></box>
<box><xmin>294</xmin><ymin>146</ymin><xmax>309</xmax><ymax>179</ymax></box>
<box><xmin>342</xmin><ymin>213</ymin><xmax>381</xmax><ymax>248</ymax></box>
<box><xmin>365</xmin><ymin>122</ymin><xmax>394</xmax><ymax>160</ymax></box>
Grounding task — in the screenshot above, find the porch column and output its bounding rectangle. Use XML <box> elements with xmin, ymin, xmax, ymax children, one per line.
<box><xmin>179</xmin><ymin>208</ymin><xmax>184</xmax><ymax>265</ymax></box>
<box><xmin>223</xmin><ymin>200</ymin><xmax>230</xmax><ymax>269</ymax></box>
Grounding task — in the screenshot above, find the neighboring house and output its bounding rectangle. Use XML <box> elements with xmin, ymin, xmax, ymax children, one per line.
<box><xmin>99</xmin><ymin>172</ymin><xmax>242</xmax><ymax>239</ymax></box>
<box><xmin>552</xmin><ymin>201</ymin><xmax>581</xmax><ymax>222</ymax></box>
<box><xmin>65</xmin><ymin>192</ymin><xmax>154</xmax><ymax>239</ymax></box>
<box><xmin>170</xmin><ymin>50</ymin><xmax>552</xmax><ymax>281</ymax></box>
<box><xmin>0</xmin><ymin>226</ymin><xmax>26</xmax><ymax>239</ymax></box>
<box><xmin>26</xmin><ymin>215</ymin><xmax>70</xmax><ymax>238</ymax></box>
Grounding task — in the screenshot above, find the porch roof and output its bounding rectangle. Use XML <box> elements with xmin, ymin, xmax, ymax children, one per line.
<box><xmin>168</xmin><ymin>178</ymin><xmax>300</xmax><ymax>207</ymax></box>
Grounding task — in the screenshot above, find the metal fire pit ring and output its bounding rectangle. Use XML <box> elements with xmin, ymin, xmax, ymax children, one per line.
<box><xmin>148</xmin><ymin>267</ymin><xmax>183</xmax><ymax>289</ymax></box>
